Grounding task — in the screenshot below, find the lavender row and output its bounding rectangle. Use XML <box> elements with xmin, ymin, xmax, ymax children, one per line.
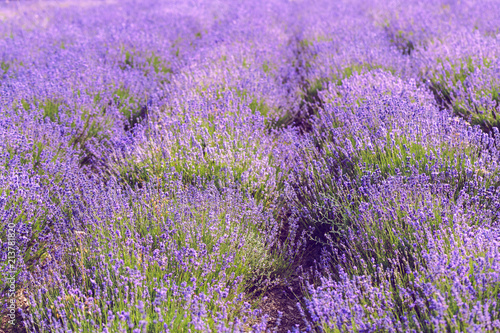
<box><xmin>1</xmin><ymin>0</ymin><xmax>500</xmax><ymax>332</ymax></box>
<box><xmin>291</xmin><ymin>71</ymin><xmax>500</xmax><ymax>331</ymax></box>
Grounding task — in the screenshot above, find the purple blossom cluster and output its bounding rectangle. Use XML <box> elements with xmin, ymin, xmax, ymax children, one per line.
<box><xmin>368</xmin><ymin>0</ymin><xmax>500</xmax><ymax>130</ymax></box>
<box><xmin>1</xmin><ymin>0</ymin><xmax>500</xmax><ymax>332</ymax></box>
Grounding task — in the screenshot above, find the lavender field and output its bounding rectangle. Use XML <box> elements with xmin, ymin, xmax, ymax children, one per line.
<box><xmin>1</xmin><ymin>0</ymin><xmax>500</xmax><ymax>332</ymax></box>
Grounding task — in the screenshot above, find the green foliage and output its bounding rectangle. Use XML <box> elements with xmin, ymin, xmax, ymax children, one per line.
<box><xmin>292</xmin><ymin>130</ymin><xmax>496</xmax><ymax>246</ymax></box>
<box><xmin>3</xmin><ymin>141</ymin><xmax>45</xmax><ymax>170</ymax></box>
<box><xmin>15</xmin><ymin>96</ymin><xmax>115</xmax><ymax>166</ymax></box>
<box><xmin>316</xmin><ymin>222</ymin><xmax>500</xmax><ymax>333</ymax></box>
<box><xmin>335</xmin><ymin>186</ymin><xmax>453</xmax><ymax>276</ymax></box>
<box><xmin>68</xmin><ymin>110</ymin><xmax>113</xmax><ymax>151</ymax></box>
<box><xmin>17</xmin><ymin>98</ymin><xmax>64</xmax><ymax>123</ymax></box>
<box><xmin>0</xmin><ymin>190</ymin><xmax>53</xmax><ymax>277</ymax></box>
<box><xmin>1</xmin><ymin>61</ymin><xmax>10</xmax><ymax>75</ymax></box>
<box><xmin>249</xmin><ymin>97</ymin><xmax>270</xmax><ymax>118</ymax></box>
<box><xmin>42</xmin><ymin>99</ymin><xmax>63</xmax><ymax>122</ymax></box>
<box><xmin>119</xmin><ymin>48</ymin><xmax>172</xmax><ymax>76</ymax></box>
<box><xmin>339</xmin><ymin>63</ymin><xmax>394</xmax><ymax>84</ymax></box>
<box><xmin>116</xmin><ymin>133</ymin><xmax>275</xmax><ymax>205</ymax></box>
<box><xmin>262</xmin><ymin>61</ymin><xmax>270</xmax><ymax>73</ymax></box>
<box><xmin>429</xmin><ymin>56</ymin><xmax>500</xmax><ymax>131</ymax></box>
<box><xmin>27</xmin><ymin>185</ymin><xmax>272</xmax><ymax>332</ymax></box>
<box><xmin>112</xmin><ymin>87</ymin><xmax>138</xmax><ymax>120</ymax></box>
<box><xmin>265</xmin><ymin>109</ymin><xmax>295</xmax><ymax>130</ymax></box>
<box><xmin>122</xmin><ymin>49</ymin><xmax>134</xmax><ymax>69</ymax></box>
<box><xmin>389</xmin><ymin>29</ymin><xmax>415</xmax><ymax>55</ymax></box>
<box><xmin>0</xmin><ymin>141</ymin><xmax>76</xmax><ymax>282</ymax></box>
<box><xmin>17</xmin><ymin>97</ymin><xmax>64</xmax><ymax>123</ymax></box>
<box><xmin>195</xmin><ymin>84</ymin><xmax>282</xmax><ymax>131</ymax></box>
<box><xmin>294</xmin><ymin>64</ymin><xmax>396</xmax><ymax>133</ymax></box>
<box><xmin>147</xmin><ymin>52</ymin><xmax>173</xmax><ymax>74</ymax></box>
<box><xmin>327</xmin><ymin>131</ymin><xmax>489</xmax><ymax>187</ymax></box>
<box><xmin>93</xmin><ymin>86</ymin><xmax>144</xmax><ymax>129</ymax></box>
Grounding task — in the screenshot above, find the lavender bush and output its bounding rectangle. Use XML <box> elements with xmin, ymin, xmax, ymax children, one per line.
<box><xmin>1</xmin><ymin>0</ymin><xmax>500</xmax><ymax>332</ymax></box>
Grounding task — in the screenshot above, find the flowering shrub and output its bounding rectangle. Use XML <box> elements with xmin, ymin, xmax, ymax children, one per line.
<box><xmin>1</xmin><ymin>0</ymin><xmax>499</xmax><ymax>332</ymax></box>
